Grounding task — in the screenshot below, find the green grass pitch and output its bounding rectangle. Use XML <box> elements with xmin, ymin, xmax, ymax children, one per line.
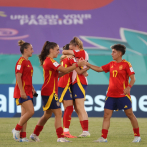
<box><xmin>0</xmin><ymin>117</ymin><xmax>146</xmax><ymax>147</ymax></box>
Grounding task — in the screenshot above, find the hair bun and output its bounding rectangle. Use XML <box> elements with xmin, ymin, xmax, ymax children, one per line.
<box><xmin>18</xmin><ymin>40</ymin><xmax>25</xmax><ymax>46</ymax></box>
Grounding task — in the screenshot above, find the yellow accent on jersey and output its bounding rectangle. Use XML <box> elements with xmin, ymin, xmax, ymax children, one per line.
<box><xmin>18</xmin><ymin>57</ymin><xmax>25</xmax><ymax>65</ymax></box>
<box><xmin>47</xmin><ymin>70</ymin><xmax>52</xmax><ymax>85</ymax></box>
<box><xmin>122</xmin><ymin>60</ymin><xmax>132</xmax><ymax>67</ymax></box>
<box><xmin>43</xmin><ymin>79</ymin><xmax>56</xmax><ymax>111</ymax></box>
<box><xmin>59</xmin><ymin>78</ymin><xmax>70</xmax><ymax>102</ymax></box>
<box><xmin>76</xmin><ymin>75</ymin><xmax>85</xmax><ymax>99</ymax></box>
<box><xmin>50</xmin><ymin>57</ymin><xmax>56</xmax><ymax>63</ymax></box>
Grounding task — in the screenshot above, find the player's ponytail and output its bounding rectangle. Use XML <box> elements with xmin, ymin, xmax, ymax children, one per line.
<box><xmin>18</xmin><ymin>40</ymin><xmax>30</xmax><ymax>54</ymax></box>
<box><xmin>39</xmin><ymin>41</ymin><xmax>58</xmax><ymax>66</ymax></box>
<box><xmin>70</xmin><ymin>37</ymin><xmax>83</xmax><ymax>49</ymax></box>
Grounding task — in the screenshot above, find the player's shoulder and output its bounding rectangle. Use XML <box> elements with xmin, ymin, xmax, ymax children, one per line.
<box><xmin>17</xmin><ymin>57</ymin><xmax>26</xmax><ymax>65</ymax></box>
<box><xmin>122</xmin><ymin>59</ymin><xmax>132</xmax><ymax>67</ymax></box>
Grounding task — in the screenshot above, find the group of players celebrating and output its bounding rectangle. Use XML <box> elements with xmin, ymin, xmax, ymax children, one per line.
<box><xmin>12</xmin><ymin>37</ymin><xmax>141</xmax><ymax>143</ymax></box>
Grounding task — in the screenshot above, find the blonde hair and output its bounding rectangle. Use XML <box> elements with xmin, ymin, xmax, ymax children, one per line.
<box><xmin>18</xmin><ymin>40</ymin><xmax>25</xmax><ymax>46</ymax></box>
<box><xmin>70</xmin><ymin>37</ymin><xmax>83</xmax><ymax>49</ymax></box>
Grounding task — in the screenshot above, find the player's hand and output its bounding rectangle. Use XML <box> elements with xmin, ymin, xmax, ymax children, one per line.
<box><xmin>20</xmin><ymin>90</ymin><xmax>28</xmax><ymax>100</ymax></box>
<box><xmin>85</xmin><ymin>62</ymin><xmax>91</xmax><ymax>68</ymax></box>
<box><xmin>77</xmin><ymin>59</ymin><xmax>86</xmax><ymax>67</ymax></box>
<box><xmin>123</xmin><ymin>86</ymin><xmax>131</xmax><ymax>95</ymax></box>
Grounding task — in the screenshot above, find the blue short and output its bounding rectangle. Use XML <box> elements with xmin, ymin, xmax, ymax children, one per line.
<box><xmin>42</xmin><ymin>93</ymin><xmax>61</xmax><ymax>111</ymax></box>
<box><xmin>71</xmin><ymin>83</ymin><xmax>87</xmax><ymax>99</ymax></box>
<box><xmin>58</xmin><ymin>85</ymin><xmax>73</xmax><ymax>102</ymax></box>
<box><xmin>104</xmin><ymin>96</ymin><xmax>132</xmax><ymax>110</ymax></box>
<box><xmin>16</xmin><ymin>96</ymin><xmax>33</xmax><ymax>105</ymax></box>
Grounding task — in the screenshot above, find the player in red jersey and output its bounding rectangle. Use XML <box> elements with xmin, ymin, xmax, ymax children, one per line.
<box><xmin>86</xmin><ymin>44</ymin><xmax>141</xmax><ymax>143</ymax></box>
<box><xmin>62</xmin><ymin>37</ymin><xmax>90</xmax><ymax>138</ymax></box>
<box><xmin>30</xmin><ymin>41</ymin><xmax>86</xmax><ymax>142</ymax></box>
<box><xmin>58</xmin><ymin>44</ymin><xmax>89</xmax><ymax>138</ymax></box>
<box><xmin>12</xmin><ymin>40</ymin><xmax>35</xmax><ymax>142</ymax></box>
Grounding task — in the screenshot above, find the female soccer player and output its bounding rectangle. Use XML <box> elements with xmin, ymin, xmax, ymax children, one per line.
<box><xmin>30</xmin><ymin>41</ymin><xmax>86</xmax><ymax>142</ymax></box>
<box><xmin>12</xmin><ymin>40</ymin><xmax>35</xmax><ymax>142</ymax></box>
<box><xmin>86</xmin><ymin>44</ymin><xmax>141</xmax><ymax>143</ymax></box>
<box><xmin>58</xmin><ymin>44</ymin><xmax>89</xmax><ymax>138</ymax></box>
<box><xmin>62</xmin><ymin>37</ymin><xmax>90</xmax><ymax>138</ymax></box>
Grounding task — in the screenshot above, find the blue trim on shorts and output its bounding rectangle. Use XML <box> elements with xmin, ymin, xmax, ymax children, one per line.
<box><xmin>104</xmin><ymin>96</ymin><xmax>132</xmax><ymax>110</ymax></box>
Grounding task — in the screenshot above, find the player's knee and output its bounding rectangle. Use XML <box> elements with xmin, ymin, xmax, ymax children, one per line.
<box><xmin>126</xmin><ymin>112</ymin><xmax>134</xmax><ymax>119</ymax></box>
<box><xmin>30</xmin><ymin>109</ymin><xmax>34</xmax><ymax>116</ymax></box>
<box><xmin>103</xmin><ymin>112</ymin><xmax>111</xmax><ymax>119</ymax></box>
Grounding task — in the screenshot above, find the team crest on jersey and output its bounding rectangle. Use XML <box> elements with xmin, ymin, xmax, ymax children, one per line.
<box><xmin>119</xmin><ymin>65</ymin><xmax>123</xmax><ymax>70</ymax></box>
<box><xmin>111</xmin><ymin>65</ymin><xmax>113</xmax><ymax>68</ymax></box>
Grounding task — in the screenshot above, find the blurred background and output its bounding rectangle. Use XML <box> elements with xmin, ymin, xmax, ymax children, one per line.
<box><xmin>0</xmin><ymin>0</ymin><xmax>147</xmax><ymax>117</ymax></box>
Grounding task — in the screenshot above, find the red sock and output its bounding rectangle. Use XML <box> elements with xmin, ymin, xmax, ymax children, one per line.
<box><xmin>56</xmin><ymin>127</ymin><xmax>64</xmax><ymax>138</ymax></box>
<box><xmin>63</xmin><ymin>109</ymin><xmax>66</xmax><ymax>128</ymax></box>
<box><xmin>20</xmin><ymin>132</ymin><xmax>26</xmax><ymax>138</ymax></box>
<box><xmin>82</xmin><ymin>120</ymin><xmax>88</xmax><ymax>131</ymax></box>
<box><xmin>133</xmin><ymin>128</ymin><xmax>140</xmax><ymax>136</ymax></box>
<box><xmin>80</xmin><ymin>121</ymin><xmax>83</xmax><ymax>130</ymax></box>
<box><xmin>63</xmin><ymin>106</ymin><xmax>73</xmax><ymax>128</ymax></box>
<box><xmin>15</xmin><ymin>124</ymin><xmax>23</xmax><ymax>131</ymax></box>
<box><xmin>101</xmin><ymin>129</ymin><xmax>108</xmax><ymax>139</ymax></box>
<box><xmin>33</xmin><ymin>125</ymin><xmax>43</xmax><ymax>136</ymax></box>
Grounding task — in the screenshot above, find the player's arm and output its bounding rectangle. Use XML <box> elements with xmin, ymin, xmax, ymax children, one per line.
<box><xmin>86</xmin><ymin>62</ymin><xmax>103</xmax><ymax>72</ymax></box>
<box><xmin>124</xmin><ymin>74</ymin><xmax>135</xmax><ymax>95</ymax></box>
<box><xmin>75</xmin><ymin>67</ymin><xmax>89</xmax><ymax>75</ymax></box>
<box><xmin>57</xmin><ymin>59</ymin><xmax>86</xmax><ymax>74</ymax></box>
<box><xmin>16</xmin><ymin>73</ymin><xmax>27</xmax><ymax>99</ymax></box>
<box><xmin>62</xmin><ymin>50</ymin><xmax>74</xmax><ymax>55</ymax></box>
<box><xmin>58</xmin><ymin>72</ymin><xmax>67</xmax><ymax>78</ymax></box>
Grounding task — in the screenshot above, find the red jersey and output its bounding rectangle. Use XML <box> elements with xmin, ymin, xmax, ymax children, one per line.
<box><xmin>58</xmin><ymin>58</ymin><xmax>76</xmax><ymax>88</ymax></box>
<box><xmin>41</xmin><ymin>57</ymin><xmax>61</xmax><ymax>96</ymax></box>
<box><xmin>72</xmin><ymin>49</ymin><xmax>89</xmax><ymax>85</ymax></box>
<box><xmin>14</xmin><ymin>57</ymin><xmax>33</xmax><ymax>98</ymax></box>
<box><xmin>102</xmin><ymin>59</ymin><xmax>135</xmax><ymax>98</ymax></box>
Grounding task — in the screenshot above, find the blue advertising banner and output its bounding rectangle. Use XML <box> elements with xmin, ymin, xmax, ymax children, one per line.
<box><xmin>0</xmin><ymin>84</ymin><xmax>147</xmax><ymax>117</ymax></box>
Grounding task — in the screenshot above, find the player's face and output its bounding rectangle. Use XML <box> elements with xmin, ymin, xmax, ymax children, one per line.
<box><xmin>25</xmin><ymin>44</ymin><xmax>34</xmax><ymax>57</ymax></box>
<box><xmin>111</xmin><ymin>49</ymin><xmax>122</xmax><ymax>60</ymax></box>
<box><xmin>53</xmin><ymin>45</ymin><xmax>60</xmax><ymax>58</ymax></box>
<box><xmin>69</xmin><ymin>44</ymin><xmax>79</xmax><ymax>50</ymax></box>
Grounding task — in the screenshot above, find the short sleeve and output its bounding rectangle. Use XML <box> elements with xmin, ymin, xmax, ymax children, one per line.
<box><xmin>69</xmin><ymin>58</ymin><xmax>77</xmax><ymax>65</ymax></box>
<box><xmin>101</xmin><ymin>62</ymin><xmax>111</xmax><ymax>73</ymax></box>
<box><xmin>15</xmin><ymin>60</ymin><xmax>25</xmax><ymax>74</ymax></box>
<box><xmin>126</xmin><ymin>63</ymin><xmax>135</xmax><ymax>76</ymax></box>
<box><xmin>50</xmin><ymin>61</ymin><xmax>61</xmax><ymax>71</ymax></box>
